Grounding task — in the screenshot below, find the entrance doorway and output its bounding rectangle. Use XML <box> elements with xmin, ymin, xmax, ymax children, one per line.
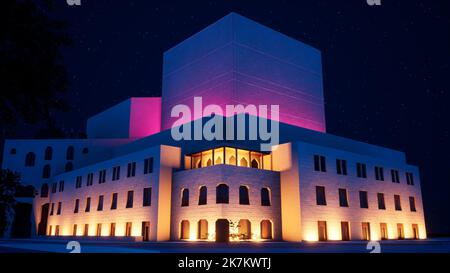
<box><xmin>380</xmin><ymin>223</ymin><xmax>388</xmax><ymax>240</ymax></box>
<box><xmin>318</xmin><ymin>221</ymin><xmax>328</xmax><ymax>241</ymax></box>
<box><xmin>341</xmin><ymin>221</ymin><xmax>350</xmax><ymax>241</ymax></box>
<box><xmin>260</xmin><ymin>220</ymin><xmax>272</xmax><ymax>239</ymax></box>
<box><xmin>180</xmin><ymin>220</ymin><xmax>190</xmax><ymax>239</ymax></box>
<box><xmin>397</xmin><ymin>223</ymin><xmax>404</xmax><ymax>239</ymax></box>
<box><xmin>412</xmin><ymin>224</ymin><xmax>419</xmax><ymax>239</ymax></box>
<box><xmin>215</xmin><ymin>219</ymin><xmax>229</xmax><ymax>242</ymax></box>
<box><xmin>142</xmin><ymin>221</ymin><xmax>150</xmax><ymax>241</ymax></box>
<box><xmin>37</xmin><ymin>203</ymin><xmax>49</xmax><ymax>236</ymax></box>
<box><xmin>238</xmin><ymin>219</ymin><xmax>251</xmax><ymax>240</ymax></box>
<box><xmin>362</xmin><ymin>222</ymin><xmax>371</xmax><ymax>240</ymax></box>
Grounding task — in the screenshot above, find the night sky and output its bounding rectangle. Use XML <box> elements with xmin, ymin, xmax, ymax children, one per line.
<box><xmin>39</xmin><ymin>0</ymin><xmax>450</xmax><ymax>234</ymax></box>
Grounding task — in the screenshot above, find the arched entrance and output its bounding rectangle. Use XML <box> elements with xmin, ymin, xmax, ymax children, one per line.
<box><xmin>215</xmin><ymin>219</ymin><xmax>229</xmax><ymax>242</ymax></box>
<box><xmin>180</xmin><ymin>220</ymin><xmax>190</xmax><ymax>239</ymax></box>
<box><xmin>260</xmin><ymin>220</ymin><xmax>272</xmax><ymax>239</ymax></box>
<box><xmin>198</xmin><ymin>219</ymin><xmax>208</xmax><ymax>240</ymax></box>
<box><xmin>238</xmin><ymin>219</ymin><xmax>251</xmax><ymax>239</ymax></box>
<box><xmin>37</xmin><ymin>203</ymin><xmax>49</xmax><ymax>236</ymax></box>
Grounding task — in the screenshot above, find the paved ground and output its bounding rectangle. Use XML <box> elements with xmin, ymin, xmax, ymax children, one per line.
<box><xmin>1</xmin><ymin>238</ymin><xmax>450</xmax><ymax>253</ymax></box>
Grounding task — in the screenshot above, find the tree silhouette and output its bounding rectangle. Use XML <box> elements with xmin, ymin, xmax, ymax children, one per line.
<box><xmin>0</xmin><ymin>0</ymin><xmax>71</xmax><ymax>138</ymax></box>
<box><xmin>0</xmin><ymin>169</ymin><xmax>21</xmax><ymax>238</ymax></box>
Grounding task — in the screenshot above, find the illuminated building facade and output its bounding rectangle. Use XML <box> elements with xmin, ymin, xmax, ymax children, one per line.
<box><xmin>1</xmin><ymin>13</ymin><xmax>426</xmax><ymax>242</ymax></box>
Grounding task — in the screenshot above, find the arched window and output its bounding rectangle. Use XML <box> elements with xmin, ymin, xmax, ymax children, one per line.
<box><xmin>206</xmin><ymin>158</ymin><xmax>212</xmax><ymax>167</ymax></box>
<box><xmin>66</xmin><ymin>146</ymin><xmax>74</xmax><ymax>160</ymax></box>
<box><xmin>44</xmin><ymin>146</ymin><xmax>53</xmax><ymax>160</ymax></box>
<box><xmin>239</xmin><ymin>185</ymin><xmax>250</xmax><ymax>205</ymax></box>
<box><xmin>198</xmin><ymin>219</ymin><xmax>208</xmax><ymax>240</ymax></box>
<box><xmin>25</xmin><ymin>152</ymin><xmax>36</xmax><ymax>167</ymax></box>
<box><xmin>251</xmin><ymin>159</ymin><xmax>259</xmax><ymax>168</ymax></box>
<box><xmin>261</xmin><ymin>188</ymin><xmax>271</xmax><ymax>206</ymax></box>
<box><xmin>240</xmin><ymin>157</ymin><xmax>248</xmax><ymax>167</ymax></box>
<box><xmin>40</xmin><ymin>183</ymin><xmax>49</xmax><ymax>198</ymax></box>
<box><xmin>42</xmin><ymin>164</ymin><xmax>51</xmax><ymax>179</ymax></box>
<box><xmin>229</xmin><ymin>156</ymin><xmax>236</xmax><ymax>165</ymax></box>
<box><xmin>198</xmin><ymin>186</ymin><xmax>207</xmax><ymax>205</ymax></box>
<box><xmin>10</xmin><ymin>148</ymin><xmax>17</xmax><ymax>155</ymax></box>
<box><xmin>180</xmin><ymin>220</ymin><xmax>190</xmax><ymax>239</ymax></box>
<box><xmin>216</xmin><ymin>184</ymin><xmax>229</xmax><ymax>204</ymax></box>
<box><xmin>215</xmin><ymin>156</ymin><xmax>222</xmax><ymax>164</ymax></box>
<box><xmin>65</xmin><ymin>162</ymin><xmax>73</xmax><ymax>172</ymax></box>
<box><xmin>260</xmin><ymin>220</ymin><xmax>273</xmax><ymax>239</ymax></box>
<box><xmin>181</xmin><ymin>188</ymin><xmax>189</xmax><ymax>207</ymax></box>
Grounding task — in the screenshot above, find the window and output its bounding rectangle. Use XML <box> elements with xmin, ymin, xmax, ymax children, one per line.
<box><xmin>362</xmin><ymin>222</ymin><xmax>371</xmax><ymax>240</ymax></box>
<box><xmin>10</xmin><ymin>148</ymin><xmax>17</xmax><ymax>155</ymax></box>
<box><xmin>87</xmin><ymin>173</ymin><xmax>94</xmax><ymax>186</ymax></box>
<box><xmin>216</xmin><ymin>184</ymin><xmax>229</xmax><ymax>204</ymax></box>
<box><xmin>375</xmin><ymin>166</ymin><xmax>384</xmax><ymax>181</ymax></box>
<box><xmin>316</xmin><ymin>186</ymin><xmax>327</xmax><ymax>206</ymax></box>
<box><xmin>74</xmin><ymin>199</ymin><xmax>79</xmax><ymax>213</ymax></box>
<box><xmin>181</xmin><ymin>188</ymin><xmax>189</xmax><ymax>207</ymax></box>
<box><xmin>239</xmin><ymin>185</ymin><xmax>250</xmax><ymax>205</ymax></box>
<box><xmin>50</xmin><ymin>203</ymin><xmax>54</xmax><ymax>215</ymax></box>
<box><xmin>126</xmin><ymin>190</ymin><xmax>134</xmax><ymax>208</ymax></box>
<box><xmin>85</xmin><ymin>197</ymin><xmax>91</xmax><ymax>212</ymax></box>
<box><xmin>66</xmin><ymin>146</ymin><xmax>74</xmax><ymax>160</ymax></box>
<box><xmin>313</xmin><ymin>155</ymin><xmax>326</xmax><ymax>172</ymax></box>
<box><xmin>391</xmin><ymin>169</ymin><xmax>400</xmax><ymax>183</ymax></box>
<box><xmin>359</xmin><ymin>191</ymin><xmax>369</xmax><ymax>208</ymax></box>
<box><xmin>84</xmin><ymin>224</ymin><xmax>89</xmax><ymax>236</ymax></box>
<box><xmin>57</xmin><ymin>202</ymin><xmax>62</xmax><ymax>215</ymax></box>
<box><xmin>125</xmin><ymin>222</ymin><xmax>132</xmax><ymax>236</ymax></box>
<box><xmin>112</xmin><ymin>166</ymin><xmax>120</xmax><ymax>181</ymax></box>
<box><xmin>44</xmin><ymin>146</ymin><xmax>53</xmax><ymax>160</ymax></box>
<box><xmin>40</xmin><ymin>183</ymin><xmax>48</xmax><ymax>198</ymax></box>
<box><xmin>58</xmin><ymin>180</ymin><xmax>64</xmax><ymax>192</ymax></box>
<box><xmin>406</xmin><ymin>172</ymin><xmax>414</xmax><ymax>185</ymax></box>
<box><xmin>336</xmin><ymin>159</ymin><xmax>347</xmax><ymax>175</ymax></box>
<box><xmin>143</xmin><ymin>187</ymin><xmax>152</xmax><ymax>207</ymax></box>
<box><xmin>261</xmin><ymin>188</ymin><xmax>271</xmax><ymax>206</ymax></box>
<box><xmin>96</xmin><ymin>223</ymin><xmax>102</xmax><ymax>236</ymax></box>
<box><xmin>338</xmin><ymin>188</ymin><xmax>349</xmax><ymax>207</ymax></box>
<box><xmin>42</xmin><ymin>164</ymin><xmax>51</xmax><ymax>179</ymax></box>
<box><xmin>51</xmin><ymin>182</ymin><xmax>57</xmax><ymax>193</ymax></box>
<box><xmin>25</xmin><ymin>152</ymin><xmax>36</xmax><ymax>167</ymax></box>
<box><xmin>97</xmin><ymin>195</ymin><xmax>104</xmax><ymax>211</ymax></box>
<box><xmin>409</xmin><ymin>196</ymin><xmax>417</xmax><ymax>212</ymax></box>
<box><xmin>127</xmin><ymin>162</ymin><xmax>136</xmax><ymax>177</ymax></box>
<box><xmin>198</xmin><ymin>186</ymin><xmax>207</xmax><ymax>205</ymax></box>
<box><xmin>75</xmin><ymin>176</ymin><xmax>82</xmax><ymax>188</ymax></box>
<box><xmin>356</xmin><ymin>162</ymin><xmax>367</xmax><ymax>178</ymax></box>
<box><xmin>111</xmin><ymin>193</ymin><xmax>118</xmax><ymax>210</ymax></box>
<box><xmin>144</xmin><ymin>157</ymin><xmax>154</xmax><ymax>174</ymax></box>
<box><xmin>377</xmin><ymin>193</ymin><xmax>386</xmax><ymax>210</ymax></box>
<box><xmin>394</xmin><ymin>195</ymin><xmax>402</xmax><ymax>211</ymax></box>
<box><xmin>82</xmin><ymin>147</ymin><xmax>89</xmax><ymax>154</ymax></box>
<box><xmin>98</xmin><ymin>169</ymin><xmax>106</xmax><ymax>184</ymax></box>
<box><xmin>65</xmin><ymin>162</ymin><xmax>73</xmax><ymax>172</ymax></box>
<box><xmin>110</xmin><ymin>223</ymin><xmax>116</xmax><ymax>236</ymax></box>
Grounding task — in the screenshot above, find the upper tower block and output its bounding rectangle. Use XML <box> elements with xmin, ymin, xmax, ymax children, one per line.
<box><xmin>161</xmin><ymin>12</ymin><xmax>326</xmax><ymax>132</ymax></box>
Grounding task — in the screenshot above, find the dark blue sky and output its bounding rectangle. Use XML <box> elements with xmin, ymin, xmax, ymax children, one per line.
<box><xmin>46</xmin><ymin>0</ymin><xmax>449</xmax><ymax>234</ymax></box>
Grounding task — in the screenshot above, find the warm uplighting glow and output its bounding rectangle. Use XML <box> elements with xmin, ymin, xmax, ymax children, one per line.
<box><xmin>186</xmin><ymin>146</ymin><xmax>271</xmax><ymax>170</ymax></box>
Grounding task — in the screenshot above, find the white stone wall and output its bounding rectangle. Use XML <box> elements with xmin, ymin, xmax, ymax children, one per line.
<box><xmin>171</xmin><ymin>164</ymin><xmax>281</xmax><ymax>241</ymax></box>
<box><xmin>297</xmin><ymin>142</ymin><xmax>427</xmax><ymax>241</ymax></box>
<box><xmin>36</xmin><ymin>145</ymin><xmax>163</xmax><ymax>240</ymax></box>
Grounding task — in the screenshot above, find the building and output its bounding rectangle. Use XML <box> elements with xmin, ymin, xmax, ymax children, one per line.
<box><xmin>1</xmin><ymin>13</ymin><xmax>426</xmax><ymax>242</ymax></box>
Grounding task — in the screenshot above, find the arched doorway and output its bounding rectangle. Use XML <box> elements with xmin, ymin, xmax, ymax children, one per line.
<box><xmin>198</xmin><ymin>219</ymin><xmax>208</xmax><ymax>240</ymax></box>
<box><xmin>37</xmin><ymin>203</ymin><xmax>49</xmax><ymax>236</ymax></box>
<box><xmin>180</xmin><ymin>220</ymin><xmax>190</xmax><ymax>239</ymax></box>
<box><xmin>215</xmin><ymin>219</ymin><xmax>229</xmax><ymax>242</ymax></box>
<box><xmin>260</xmin><ymin>220</ymin><xmax>272</xmax><ymax>239</ymax></box>
<box><xmin>238</xmin><ymin>219</ymin><xmax>251</xmax><ymax>239</ymax></box>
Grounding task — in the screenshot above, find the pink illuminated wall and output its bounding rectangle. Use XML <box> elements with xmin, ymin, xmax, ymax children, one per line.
<box><xmin>129</xmin><ymin>97</ymin><xmax>162</xmax><ymax>138</ymax></box>
<box><xmin>161</xmin><ymin>13</ymin><xmax>326</xmax><ymax>133</ymax></box>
